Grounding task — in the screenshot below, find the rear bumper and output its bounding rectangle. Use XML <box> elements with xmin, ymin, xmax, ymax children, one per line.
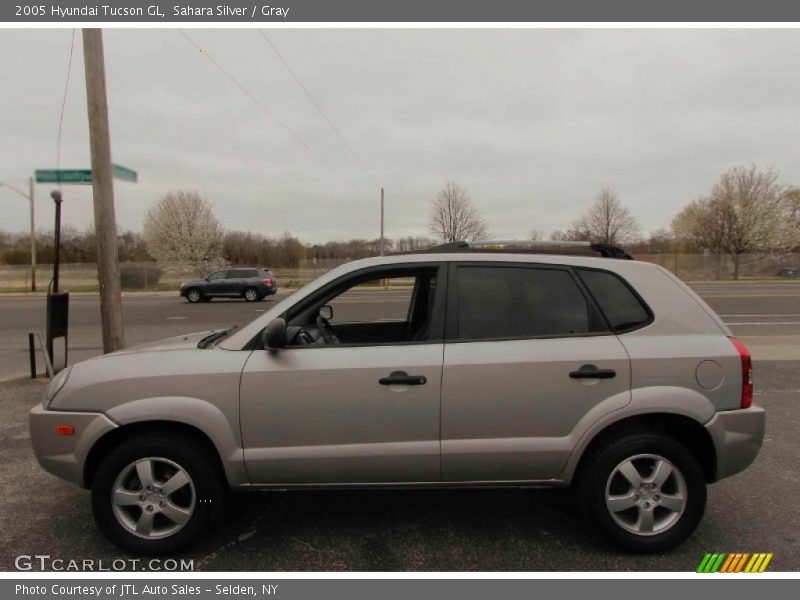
<box><xmin>705</xmin><ymin>404</ymin><xmax>766</xmax><ymax>482</ymax></box>
<box><xmin>29</xmin><ymin>404</ymin><xmax>118</xmax><ymax>487</ymax></box>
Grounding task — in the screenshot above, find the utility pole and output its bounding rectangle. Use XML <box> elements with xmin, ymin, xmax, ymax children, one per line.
<box><xmin>82</xmin><ymin>28</ymin><xmax>125</xmax><ymax>353</ymax></box>
<box><xmin>29</xmin><ymin>176</ymin><xmax>36</xmax><ymax>291</ymax></box>
<box><xmin>380</xmin><ymin>187</ymin><xmax>385</xmax><ymax>255</ymax></box>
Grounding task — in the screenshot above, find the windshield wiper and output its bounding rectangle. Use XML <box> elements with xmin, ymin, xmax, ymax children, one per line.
<box><xmin>197</xmin><ymin>326</ymin><xmax>238</xmax><ymax>349</ymax></box>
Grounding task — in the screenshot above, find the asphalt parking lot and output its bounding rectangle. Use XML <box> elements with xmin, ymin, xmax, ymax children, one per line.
<box><xmin>1</xmin><ymin>361</ymin><xmax>797</xmax><ymax>571</ymax></box>
<box><xmin>0</xmin><ymin>280</ymin><xmax>798</xmax><ymax>571</ymax></box>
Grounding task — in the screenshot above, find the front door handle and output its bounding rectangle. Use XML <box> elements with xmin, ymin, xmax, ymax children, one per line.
<box><xmin>379</xmin><ymin>370</ymin><xmax>427</xmax><ymax>386</ymax></box>
<box><xmin>569</xmin><ymin>364</ymin><xmax>617</xmax><ymax>379</ymax></box>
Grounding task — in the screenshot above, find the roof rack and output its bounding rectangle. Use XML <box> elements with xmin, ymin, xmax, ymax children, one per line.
<box><xmin>398</xmin><ymin>240</ymin><xmax>632</xmax><ymax>259</ymax></box>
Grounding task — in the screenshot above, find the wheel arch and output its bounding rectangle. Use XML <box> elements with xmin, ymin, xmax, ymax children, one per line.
<box><xmin>83</xmin><ymin>420</ymin><xmax>231</xmax><ymax>490</ymax></box>
<box><xmin>568</xmin><ymin>412</ymin><xmax>718</xmax><ymax>485</ymax></box>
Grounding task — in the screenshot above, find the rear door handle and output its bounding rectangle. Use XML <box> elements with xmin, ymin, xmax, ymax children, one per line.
<box><xmin>379</xmin><ymin>370</ymin><xmax>427</xmax><ymax>386</ymax></box>
<box><xmin>569</xmin><ymin>364</ymin><xmax>616</xmax><ymax>379</ymax></box>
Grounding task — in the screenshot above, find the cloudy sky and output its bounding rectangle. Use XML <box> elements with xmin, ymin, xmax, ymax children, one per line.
<box><xmin>2</xmin><ymin>28</ymin><xmax>800</xmax><ymax>243</ymax></box>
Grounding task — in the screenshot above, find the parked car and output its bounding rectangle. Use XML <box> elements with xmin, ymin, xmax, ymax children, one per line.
<box><xmin>30</xmin><ymin>241</ymin><xmax>764</xmax><ymax>555</ymax></box>
<box><xmin>777</xmin><ymin>266</ymin><xmax>799</xmax><ymax>278</ymax></box>
<box><xmin>179</xmin><ymin>267</ymin><xmax>277</xmax><ymax>302</ymax></box>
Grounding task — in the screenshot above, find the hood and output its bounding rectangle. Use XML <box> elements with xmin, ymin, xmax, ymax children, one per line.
<box><xmin>98</xmin><ymin>330</ymin><xmax>220</xmax><ymax>356</ymax></box>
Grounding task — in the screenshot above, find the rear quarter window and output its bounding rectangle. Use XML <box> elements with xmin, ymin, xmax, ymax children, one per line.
<box><xmin>577</xmin><ymin>268</ymin><xmax>652</xmax><ymax>332</ymax></box>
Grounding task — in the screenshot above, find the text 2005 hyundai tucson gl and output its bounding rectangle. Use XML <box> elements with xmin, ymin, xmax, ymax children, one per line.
<box><xmin>30</xmin><ymin>241</ymin><xmax>765</xmax><ymax>555</ymax></box>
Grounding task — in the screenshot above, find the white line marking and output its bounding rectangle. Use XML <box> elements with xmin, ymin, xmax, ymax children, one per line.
<box><xmin>166</xmin><ymin>316</ymin><xmax>188</xmax><ymax>320</ymax></box>
<box><xmin>726</xmin><ymin>322</ymin><xmax>800</xmax><ymax>325</ymax></box>
<box><xmin>720</xmin><ymin>314</ymin><xmax>800</xmax><ymax>317</ymax></box>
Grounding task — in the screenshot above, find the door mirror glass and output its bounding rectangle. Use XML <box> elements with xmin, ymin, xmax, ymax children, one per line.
<box><xmin>319</xmin><ymin>305</ymin><xmax>334</xmax><ymax>320</ymax></box>
<box><xmin>262</xmin><ymin>318</ymin><xmax>287</xmax><ymax>349</ymax></box>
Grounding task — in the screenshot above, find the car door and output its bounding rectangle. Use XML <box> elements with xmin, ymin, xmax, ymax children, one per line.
<box><xmin>205</xmin><ymin>270</ymin><xmax>227</xmax><ymax>295</ymax></box>
<box><xmin>441</xmin><ymin>262</ymin><xmax>632</xmax><ymax>482</ymax></box>
<box><xmin>221</xmin><ymin>269</ymin><xmax>243</xmax><ymax>296</ymax></box>
<box><xmin>239</xmin><ymin>263</ymin><xmax>447</xmax><ymax>485</ymax></box>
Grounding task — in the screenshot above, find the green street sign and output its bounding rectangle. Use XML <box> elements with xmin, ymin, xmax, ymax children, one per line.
<box><xmin>112</xmin><ymin>163</ymin><xmax>138</xmax><ymax>183</ymax></box>
<box><xmin>35</xmin><ymin>164</ymin><xmax>138</xmax><ymax>185</ymax></box>
<box><xmin>35</xmin><ymin>169</ymin><xmax>92</xmax><ymax>184</ymax></box>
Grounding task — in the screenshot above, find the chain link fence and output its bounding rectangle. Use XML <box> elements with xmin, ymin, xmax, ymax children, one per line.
<box><xmin>0</xmin><ymin>253</ymin><xmax>797</xmax><ymax>293</ymax></box>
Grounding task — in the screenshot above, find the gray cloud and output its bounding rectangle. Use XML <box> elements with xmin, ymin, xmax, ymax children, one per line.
<box><xmin>2</xmin><ymin>28</ymin><xmax>800</xmax><ymax>243</ymax></box>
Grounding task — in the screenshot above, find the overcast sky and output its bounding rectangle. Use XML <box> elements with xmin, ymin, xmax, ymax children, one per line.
<box><xmin>2</xmin><ymin>28</ymin><xmax>800</xmax><ymax>243</ymax></box>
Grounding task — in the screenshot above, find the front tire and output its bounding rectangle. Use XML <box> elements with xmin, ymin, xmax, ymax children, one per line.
<box><xmin>577</xmin><ymin>432</ymin><xmax>706</xmax><ymax>553</ymax></box>
<box><xmin>91</xmin><ymin>433</ymin><xmax>224</xmax><ymax>555</ymax></box>
<box><xmin>186</xmin><ymin>288</ymin><xmax>203</xmax><ymax>303</ymax></box>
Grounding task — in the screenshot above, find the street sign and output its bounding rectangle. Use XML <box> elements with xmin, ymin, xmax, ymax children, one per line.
<box><xmin>35</xmin><ymin>169</ymin><xmax>92</xmax><ymax>184</ymax></box>
<box><xmin>112</xmin><ymin>163</ymin><xmax>138</xmax><ymax>183</ymax></box>
<box><xmin>35</xmin><ymin>164</ymin><xmax>138</xmax><ymax>185</ymax></box>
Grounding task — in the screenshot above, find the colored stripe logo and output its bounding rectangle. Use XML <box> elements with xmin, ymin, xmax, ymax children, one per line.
<box><xmin>696</xmin><ymin>553</ymin><xmax>773</xmax><ymax>573</ymax></box>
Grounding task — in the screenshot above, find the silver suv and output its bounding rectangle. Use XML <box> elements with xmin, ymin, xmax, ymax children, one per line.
<box><xmin>30</xmin><ymin>241</ymin><xmax>765</xmax><ymax>555</ymax></box>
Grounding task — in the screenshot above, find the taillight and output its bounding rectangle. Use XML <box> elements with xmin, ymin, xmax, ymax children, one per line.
<box><xmin>263</xmin><ymin>278</ymin><xmax>273</xmax><ymax>286</ymax></box>
<box><xmin>729</xmin><ymin>337</ymin><xmax>753</xmax><ymax>408</ymax></box>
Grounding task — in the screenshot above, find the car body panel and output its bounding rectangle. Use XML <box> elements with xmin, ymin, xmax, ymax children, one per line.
<box><xmin>239</xmin><ymin>344</ymin><xmax>443</xmax><ymax>484</ymax></box>
<box><xmin>441</xmin><ymin>336</ymin><xmax>631</xmax><ymax>481</ymax></box>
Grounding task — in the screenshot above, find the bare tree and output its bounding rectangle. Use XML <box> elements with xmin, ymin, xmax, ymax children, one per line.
<box><xmin>672</xmin><ymin>166</ymin><xmax>789</xmax><ymax>279</ymax></box>
<box><xmin>529</xmin><ymin>229</ymin><xmax>545</xmax><ymax>241</ymax></box>
<box><xmin>143</xmin><ymin>190</ymin><xmax>224</xmax><ymax>271</ymax></box>
<box><xmin>428</xmin><ymin>182</ymin><xmax>489</xmax><ymax>243</ymax></box>
<box><xmin>782</xmin><ymin>187</ymin><xmax>800</xmax><ymax>248</ymax></box>
<box><xmin>550</xmin><ymin>228</ymin><xmax>590</xmax><ymax>242</ymax></box>
<box><xmin>571</xmin><ymin>187</ymin><xmax>641</xmax><ymax>245</ymax></box>
<box><xmin>712</xmin><ymin>165</ymin><xmax>787</xmax><ymax>279</ymax></box>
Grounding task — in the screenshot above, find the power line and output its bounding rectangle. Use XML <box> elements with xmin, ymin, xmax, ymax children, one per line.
<box><xmin>258</xmin><ymin>30</ymin><xmax>381</xmax><ymax>190</ymax></box>
<box><xmin>56</xmin><ymin>28</ymin><xmax>77</xmax><ymax>189</ymax></box>
<box><xmin>178</xmin><ymin>30</ymin><xmax>369</xmax><ymax>201</ymax></box>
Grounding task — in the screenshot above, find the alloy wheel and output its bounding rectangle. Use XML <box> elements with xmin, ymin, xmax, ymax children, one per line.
<box><xmin>111</xmin><ymin>457</ymin><xmax>196</xmax><ymax>540</ymax></box>
<box><xmin>604</xmin><ymin>453</ymin><xmax>687</xmax><ymax>536</ymax></box>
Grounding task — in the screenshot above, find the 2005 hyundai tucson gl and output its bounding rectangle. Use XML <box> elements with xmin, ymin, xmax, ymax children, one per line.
<box><xmin>30</xmin><ymin>241</ymin><xmax>765</xmax><ymax>555</ymax></box>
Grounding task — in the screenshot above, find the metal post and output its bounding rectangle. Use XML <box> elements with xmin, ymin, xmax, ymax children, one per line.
<box><xmin>28</xmin><ymin>333</ymin><xmax>37</xmax><ymax>378</ymax></box>
<box><xmin>29</xmin><ymin>176</ymin><xmax>36</xmax><ymax>292</ymax></box>
<box><xmin>52</xmin><ymin>190</ymin><xmax>62</xmax><ymax>293</ymax></box>
<box><xmin>380</xmin><ymin>187</ymin><xmax>385</xmax><ymax>256</ymax></box>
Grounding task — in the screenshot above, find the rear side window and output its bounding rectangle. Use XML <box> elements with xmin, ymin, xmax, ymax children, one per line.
<box><xmin>456</xmin><ymin>266</ymin><xmax>594</xmax><ymax>340</ymax></box>
<box><xmin>233</xmin><ymin>269</ymin><xmax>259</xmax><ymax>278</ymax></box>
<box><xmin>577</xmin><ymin>268</ymin><xmax>651</xmax><ymax>332</ymax></box>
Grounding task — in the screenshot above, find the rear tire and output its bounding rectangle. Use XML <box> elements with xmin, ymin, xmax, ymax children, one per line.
<box><xmin>577</xmin><ymin>432</ymin><xmax>706</xmax><ymax>553</ymax></box>
<box><xmin>91</xmin><ymin>433</ymin><xmax>225</xmax><ymax>555</ymax></box>
<box><xmin>243</xmin><ymin>287</ymin><xmax>259</xmax><ymax>302</ymax></box>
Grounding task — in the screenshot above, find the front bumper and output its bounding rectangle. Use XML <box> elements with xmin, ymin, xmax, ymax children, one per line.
<box><xmin>705</xmin><ymin>404</ymin><xmax>766</xmax><ymax>482</ymax></box>
<box><xmin>29</xmin><ymin>404</ymin><xmax>118</xmax><ymax>487</ymax></box>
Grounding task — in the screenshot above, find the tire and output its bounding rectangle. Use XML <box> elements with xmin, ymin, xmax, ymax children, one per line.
<box><xmin>185</xmin><ymin>288</ymin><xmax>203</xmax><ymax>303</ymax></box>
<box><xmin>243</xmin><ymin>287</ymin><xmax>259</xmax><ymax>302</ymax></box>
<box><xmin>577</xmin><ymin>432</ymin><xmax>706</xmax><ymax>553</ymax></box>
<box><xmin>91</xmin><ymin>433</ymin><xmax>225</xmax><ymax>555</ymax></box>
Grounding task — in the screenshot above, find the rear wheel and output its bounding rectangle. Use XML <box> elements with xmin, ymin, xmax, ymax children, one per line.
<box><xmin>243</xmin><ymin>287</ymin><xmax>259</xmax><ymax>302</ymax></box>
<box><xmin>91</xmin><ymin>433</ymin><xmax>224</xmax><ymax>555</ymax></box>
<box><xmin>577</xmin><ymin>432</ymin><xmax>706</xmax><ymax>553</ymax></box>
<box><xmin>186</xmin><ymin>288</ymin><xmax>203</xmax><ymax>303</ymax></box>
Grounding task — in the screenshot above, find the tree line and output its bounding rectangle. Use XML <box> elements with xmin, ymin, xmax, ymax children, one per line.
<box><xmin>2</xmin><ymin>165</ymin><xmax>797</xmax><ymax>279</ymax></box>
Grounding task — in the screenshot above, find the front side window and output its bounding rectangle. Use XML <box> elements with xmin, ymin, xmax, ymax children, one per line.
<box><xmin>285</xmin><ymin>267</ymin><xmax>441</xmax><ymax>346</ymax></box>
<box><xmin>207</xmin><ymin>271</ymin><xmax>225</xmax><ymax>281</ymax></box>
<box><xmin>456</xmin><ymin>266</ymin><xmax>594</xmax><ymax>340</ymax></box>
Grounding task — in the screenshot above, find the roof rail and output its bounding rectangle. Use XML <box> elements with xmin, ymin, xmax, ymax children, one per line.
<box><xmin>399</xmin><ymin>239</ymin><xmax>632</xmax><ymax>259</ymax></box>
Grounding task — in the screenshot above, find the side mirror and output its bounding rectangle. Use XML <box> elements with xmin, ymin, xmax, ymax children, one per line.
<box><xmin>319</xmin><ymin>304</ymin><xmax>333</xmax><ymax>320</ymax></box>
<box><xmin>261</xmin><ymin>318</ymin><xmax>287</xmax><ymax>349</ymax></box>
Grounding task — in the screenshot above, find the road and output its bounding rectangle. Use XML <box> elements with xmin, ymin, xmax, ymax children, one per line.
<box><xmin>1</xmin><ymin>361</ymin><xmax>797</xmax><ymax>571</ymax></box>
<box><xmin>1</xmin><ymin>281</ymin><xmax>799</xmax><ymax>378</ymax></box>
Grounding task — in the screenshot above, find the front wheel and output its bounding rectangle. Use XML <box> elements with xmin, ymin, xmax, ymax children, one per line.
<box><xmin>186</xmin><ymin>288</ymin><xmax>203</xmax><ymax>303</ymax></box>
<box><xmin>577</xmin><ymin>432</ymin><xmax>707</xmax><ymax>553</ymax></box>
<box><xmin>91</xmin><ymin>434</ymin><xmax>224</xmax><ymax>555</ymax></box>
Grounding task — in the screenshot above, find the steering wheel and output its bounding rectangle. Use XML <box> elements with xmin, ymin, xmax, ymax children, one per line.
<box><xmin>316</xmin><ymin>315</ymin><xmax>340</xmax><ymax>344</ymax></box>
